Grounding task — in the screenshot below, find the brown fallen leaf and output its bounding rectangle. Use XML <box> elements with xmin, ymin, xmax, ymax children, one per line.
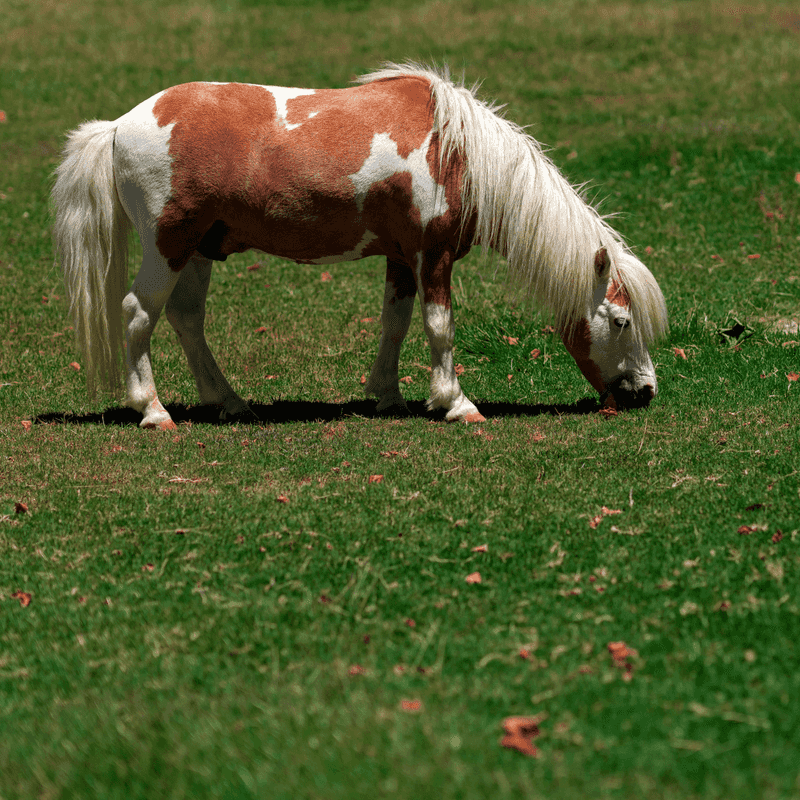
<box><xmin>14</xmin><ymin>501</ymin><xmax>28</xmax><ymax>514</ymax></box>
<box><xmin>607</xmin><ymin>640</ymin><xmax>638</xmax><ymax>680</ymax></box>
<box><xmin>674</xmin><ymin>347</ymin><xmax>687</xmax><ymax>360</ymax></box>
<box><xmin>400</xmin><ymin>699</ymin><xmax>422</xmax><ymax>712</ymax></box>
<box><xmin>399</xmin><ymin>376</ymin><xmax>413</xmax><ymax>384</ymax></box>
<box><xmin>320</xmin><ymin>271</ymin><xmax>333</xmax><ymax>282</ymax></box>
<box><xmin>454</xmin><ymin>363</ymin><xmax>465</xmax><ymax>375</ymax></box>
<box><xmin>360</xmin><ymin>374</ymin><xmax>367</xmax><ymax>384</ymax></box>
<box><xmin>254</xmin><ymin>326</ymin><xmax>267</xmax><ymax>333</ymax></box>
<box><xmin>500</xmin><ymin>716</ymin><xmax>540</xmax><ymax>757</ymax></box>
<box><xmin>787</xmin><ymin>372</ymin><xmax>800</xmax><ymax>382</ymax></box>
<box><xmin>21</xmin><ymin>420</ymin><xmax>32</xmax><ymax>432</ymax></box>
<box><xmin>465</xmin><ymin>571</ymin><xmax>482</xmax><ymax>584</ymax></box>
<box><xmin>471</xmin><ymin>543</ymin><xmax>488</xmax><ymax>553</ymax></box>
<box><xmin>368</xmin><ymin>475</ymin><xmax>384</xmax><ymax>484</ymax></box>
<box><xmin>530</xmin><ymin>348</ymin><xmax>541</xmax><ymax>359</ymax></box>
<box><xmin>247</xmin><ymin>262</ymin><xmax>262</xmax><ymax>271</ymax></box>
<box><xmin>348</xmin><ymin>664</ymin><xmax>366</xmax><ymax>676</ymax></box>
<box><xmin>10</xmin><ymin>590</ymin><xmax>32</xmax><ymax>607</ymax></box>
<box><xmin>68</xmin><ymin>361</ymin><xmax>81</xmax><ymax>371</ymax></box>
<box><xmin>276</xmin><ymin>494</ymin><xmax>289</xmax><ymax>503</ymax></box>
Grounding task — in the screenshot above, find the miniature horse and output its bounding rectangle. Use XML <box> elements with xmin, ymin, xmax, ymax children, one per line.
<box><xmin>52</xmin><ymin>63</ymin><xmax>668</xmax><ymax>429</ymax></box>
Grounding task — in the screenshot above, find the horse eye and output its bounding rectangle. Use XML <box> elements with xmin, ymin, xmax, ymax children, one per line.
<box><xmin>614</xmin><ymin>317</ymin><xmax>631</xmax><ymax>329</ymax></box>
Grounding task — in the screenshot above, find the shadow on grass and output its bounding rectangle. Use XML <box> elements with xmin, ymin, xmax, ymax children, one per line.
<box><xmin>34</xmin><ymin>397</ymin><xmax>603</xmax><ymax>427</ymax></box>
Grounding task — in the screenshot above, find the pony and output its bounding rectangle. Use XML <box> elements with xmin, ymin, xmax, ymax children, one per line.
<box><xmin>52</xmin><ymin>63</ymin><xmax>668</xmax><ymax>430</ymax></box>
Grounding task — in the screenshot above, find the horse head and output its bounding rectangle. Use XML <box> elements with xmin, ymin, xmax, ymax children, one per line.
<box><xmin>562</xmin><ymin>247</ymin><xmax>664</xmax><ymax>410</ymax></box>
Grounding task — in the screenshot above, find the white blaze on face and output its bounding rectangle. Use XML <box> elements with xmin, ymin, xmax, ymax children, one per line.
<box><xmin>587</xmin><ymin>281</ymin><xmax>657</xmax><ymax>397</ymax></box>
<box><xmin>348</xmin><ymin>131</ymin><xmax>448</xmax><ymax>227</ymax></box>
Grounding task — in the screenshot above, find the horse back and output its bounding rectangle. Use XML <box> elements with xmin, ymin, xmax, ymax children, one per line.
<box><xmin>113</xmin><ymin>77</ymin><xmax>466</xmax><ymax>270</ymax></box>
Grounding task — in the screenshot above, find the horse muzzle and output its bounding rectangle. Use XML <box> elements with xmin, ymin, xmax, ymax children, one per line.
<box><xmin>602</xmin><ymin>374</ymin><xmax>656</xmax><ymax>409</ymax></box>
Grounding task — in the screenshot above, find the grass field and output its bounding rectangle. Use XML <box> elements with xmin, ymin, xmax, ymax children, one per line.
<box><xmin>1</xmin><ymin>1</ymin><xmax>799</xmax><ymax>797</ymax></box>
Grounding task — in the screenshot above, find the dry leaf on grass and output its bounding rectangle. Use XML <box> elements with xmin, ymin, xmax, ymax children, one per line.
<box><xmin>14</xmin><ymin>502</ymin><xmax>28</xmax><ymax>514</ymax></box>
<box><xmin>589</xmin><ymin>506</ymin><xmax>622</xmax><ymax>528</ymax></box>
<box><xmin>787</xmin><ymin>372</ymin><xmax>800</xmax><ymax>382</ymax></box>
<box><xmin>400</xmin><ymin>699</ymin><xmax>422</xmax><ymax>712</ymax></box>
<box><xmin>11</xmin><ymin>590</ymin><xmax>32</xmax><ymax>607</ymax></box>
<box><xmin>608</xmin><ymin>641</ymin><xmax>638</xmax><ymax>680</ymax></box>
<box><xmin>68</xmin><ymin>361</ymin><xmax>81</xmax><ymax>371</ymax></box>
<box><xmin>465</xmin><ymin>571</ymin><xmax>482</xmax><ymax>584</ymax></box>
<box><xmin>254</xmin><ymin>326</ymin><xmax>267</xmax><ymax>333</ymax></box>
<box><xmin>368</xmin><ymin>475</ymin><xmax>384</xmax><ymax>484</ymax></box>
<box><xmin>276</xmin><ymin>494</ymin><xmax>289</xmax><ymax>503</ymax></box>
<box><xmin>471</xmin><ymin>544</ymin><xmax>488</xmax><ymax>553</ymax></box>
<box><xmin>21</xmin><ymin>420</ymin><xmax>32</xmax><ymax>432</ymax></box>
<box><xmin>674</xmin><ymin>347</ymin><xmax>687</xmax><ymax>360</ymax></box>
<box><xmin>500</xmin><ymin>716</ymin><xmax>540</xmax><ymax>757</ymax></box>
<box><xmin>320</xmin><ymin>271</ymin><xmax>333</xmax><ymax>282</ymax></box>
<box><xmin>502</xmin><ymin>335</ymin><xmax>519</xmax><ymax>345</ymax></box>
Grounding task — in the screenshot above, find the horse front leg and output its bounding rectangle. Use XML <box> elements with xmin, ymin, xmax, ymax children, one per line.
<box><xmin>122</xmin><ymin>247</ymin><xmax>181</xmax><ymax>429</ymax></box>
<box><xmin>165</xmin><ymin>253</ymin><xmax>252</xmax><ymax>422</ymax></box>
<box><xmin>365</xmin><ymin>257</ymin><xmax>416</xmax><ymax>414</ymax></box>
<box><xmin>416</xmin><ymin>249</ymin><xmax>485</xmax><ymax>423</ymax></box>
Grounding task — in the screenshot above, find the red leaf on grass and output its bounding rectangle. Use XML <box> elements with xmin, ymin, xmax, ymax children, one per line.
<box><xmin>400</xmin><ymin>699</ymin><xmax>422</xmax><ymax>712</ymax></box>
<box><xmin>0</xmin><ymin>111</ymin><xmax>6</xmax><ymax>123</ymax></box>
<box><xmin>247</xmin><ymin>262</ymin><xmax>262</xmax><ymax>271</ymax></box>
<box><xmin>500</xmin><ymin>717</ymin><xmax>540</xmax><ymax>757</ymax></box>
<box><xmin>276</xmin><ymin>494</ymin><xmax>289</xmax><ymax>503</ymax></box>
<box><xmin>465</xmin><ymin>571</ymin><xmax>482</xmax><ymax>584</ymax></box>
<box><xmin>772</xmin><ymin>531</ymin><xmax>784</xmax><ymax>543</ymax></box>
<box><xmin>471</xmin><ymin>543</ymin><xmax>488</xmax><ymax>553</ymax></box>
<box><xmin>68</xmin><ymin>361</ymin><xmax>81</xmax><ymax>371</ymax></box>
<box><xmin>368</xmin><ymin>475</ymin><xmax>384</xmax><ymax>484</ymax></box>
<box><xmin>320</xmin><ymin>271</ymin><xmax>333</xmax><ymax>282</ymax></box>
<box><xmin>502</xmin><ymin>335</ymin><xmax>519</xmax><ymax>345</ymax></box>
<box><xmin>21</xmin><ymin>420</ymin><xmax>32</xmax><ymax>432</ymax></box>
<box><xmin>360</xmin><ymin>374</ymin><xmax>366</xmax><ymax>384</ymax></box>
<box><xmin>608</xmin><ymin>641</ymin><xmax>638</xmax><ymax>680</ymax></box>
<box><xmin>10</xmin><ymin>590</ymin><xmax>31</xmax><ymax>607</ymax></box>
<box><xmin>787</xmin><ymin>372</ymin><xmax>800</xmax><ymax>382</ymax></box>
<box><xmin>530</xmin><ymin>348</ymin><xmax>541</xmax><ymax>359</ymax></box>
<box><xmin>399</xmin><ymin>376</ymin><xmax>413</xmax><ymax>384</ymax></box>
<box><xmin>14</xmin><ymin>501</ymin><xmax>28</xmax><ymax>514</ymax></box>
<box><xmin>254</xmin><ymin>326</ymin><xmax>267</xmax><ymax>333</ymax></box>
<box><xmin>747</xmin><ymin>254</ymin><xmax>761</xmax><ymax>260</ymax></box>
<box><xmin>348</xmin><ymin>664</ymin><xmax>366</xmax><ymax>676</ymax></box>
<box><xmin>674</xmin><ymin>347</ymin><xmax>687</xmax><ymax>360</ymax></box>
<box><xmin>454</xmin><ymin>363</ymin><xmax>465</xmax><ymax>375</ymax></box>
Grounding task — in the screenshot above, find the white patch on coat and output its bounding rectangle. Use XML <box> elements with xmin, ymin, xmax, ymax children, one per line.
<box><xmin>266</xmin><ymin>86</ymin><xmax>316</xmax><ymax>130</ymax></box>
<box><xmin>349</xmin><ymin>132</ymin><xmax>448</xmax><ymax>229</ymax></box>
<box><xmin>113</xmin><ymin>92</ymin><xmax>175</xmax><ymax>234</ymax></box>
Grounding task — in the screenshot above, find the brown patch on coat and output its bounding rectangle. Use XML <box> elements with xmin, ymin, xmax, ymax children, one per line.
<box><xmin>561</xmin><ymin>319</ymin><xmax>606</xmax><ymax>395</ymax></box>
<box><xmin>606</xmin><ymin>278</ymin><xmax>631</xmax><ymax>308</ymax></box>
<box><xmin>152</xmin><ymin>77</ymin><xmax>464</xmax><ymax>271</ymax></box>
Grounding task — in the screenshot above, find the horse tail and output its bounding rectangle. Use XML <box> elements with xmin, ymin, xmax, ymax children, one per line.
<box><xmin>52</xmin><ymin>120</ymin><xmax>130</xmax><ymax>397</ymax></box>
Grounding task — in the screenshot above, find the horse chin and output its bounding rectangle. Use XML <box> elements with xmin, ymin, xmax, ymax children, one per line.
<box><xmin>604</xmin><ymin>375</ymin><xmax>656</xmax><ymax>410</ymax></box>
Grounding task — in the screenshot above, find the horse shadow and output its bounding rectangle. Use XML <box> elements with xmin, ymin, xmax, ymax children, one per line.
<box><xmin>33</xmin><ymin>396</ymin><xmax>603</xmax><ymax>427</ymax></box>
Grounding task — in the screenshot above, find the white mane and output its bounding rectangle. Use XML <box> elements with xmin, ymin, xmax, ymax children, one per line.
<box><xmin>357</xmin><ymin>63</ymin><xmax>668</xmax><ymax>346</ymax></box>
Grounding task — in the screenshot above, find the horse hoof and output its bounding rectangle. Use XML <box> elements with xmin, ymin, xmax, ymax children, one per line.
<box><xmin>460</xmin><ymin>411</ymin><xmax>486</xmax><ymax>424</ymax></box>
<box><xmin>141</xmin><ymin>418</ymin><xmax>178</xmax><ymax>431</ymax></box>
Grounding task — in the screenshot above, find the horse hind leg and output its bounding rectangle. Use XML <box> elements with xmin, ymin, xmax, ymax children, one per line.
<box><xmin>416</xmin><ymin>249</ymin><xmax>485</xmax><ymax>423</ymax></box>
<box><xmin>164</xmin><ymin>253</ymin><xmax>253</xmax><ymax>421</ymax></box>
<box><xmin>122</xmin><ymin>244</ymin><xmax>181</xmax><ymax>429</ymax></box>
<box><xmin>364</xmin><ymin>258</ymin><xmax>416</xmax><ymax>414</ymax></box>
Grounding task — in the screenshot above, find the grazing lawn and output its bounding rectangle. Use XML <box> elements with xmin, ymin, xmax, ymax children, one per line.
<box><xmin>1</xmin><ymin>1</ymin><xmax>798</xmax><ymax>797</ymax></box>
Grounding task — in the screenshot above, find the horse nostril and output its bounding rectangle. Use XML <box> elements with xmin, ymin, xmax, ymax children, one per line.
<box><xmin>608</xmin><ymin>378</ymin><xmax>654</xmax><ymax>409</ymax></box>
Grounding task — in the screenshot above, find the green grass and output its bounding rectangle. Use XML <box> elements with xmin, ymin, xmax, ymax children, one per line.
<box><xmin>1</xmin><ymin>1</ymin><xmax>800</xmax><ymax>798</ymax></box>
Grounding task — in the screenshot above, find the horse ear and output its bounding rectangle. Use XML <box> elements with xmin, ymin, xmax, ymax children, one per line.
<box><xmin>594</xmin><ymin>247</ymin><xmax>611</xmax><ymax>278</ymax></box>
